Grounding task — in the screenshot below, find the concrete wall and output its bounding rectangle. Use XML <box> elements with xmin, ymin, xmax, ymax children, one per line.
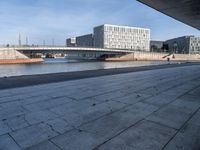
<box><xmin>0</xmin><ymin>49</ymin><xmax>28</xmax><ymax>59</ymax></box>
<box><xmin>106</xmin><ymin>51</ymin><xmax>200</xmax><ymax>61</ymax></box>
<box><xmin>94</xmin><ymin>25</ymin><xmax>104</xmax><ymax>48</ymax></box>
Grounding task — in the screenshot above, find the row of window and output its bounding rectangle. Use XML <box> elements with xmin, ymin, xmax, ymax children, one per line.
<box><xmin>104</xmin><ymin>44</ymin><xmax>148</xmax><ymax>50</ymax></box>
<box><xmin>104</xmin><ymin>32</ymin><xmax>149</xmax><ymax>37</ymax></box>
<box><xmin>104</xmin><ymin>26</ymin><xmax>149</xmax><ymax>35</ymax></box>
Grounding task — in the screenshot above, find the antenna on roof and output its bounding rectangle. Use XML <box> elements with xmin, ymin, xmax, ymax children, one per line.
<box><xmin>43</xmin><ymin>40</ymin><xmax>46</xmax><ymax>46</ymax></box>
<box><xmin>26</xmin><ymin>36</ymin><xmax>28</xmax><ymax>46</ymax></box>
<box><xmin>52</xmin><ymin>38</ymin><xmax>55</xmax><ymax>46</ymax></box>
<box><xmin>18</xmin><ymin>33</ymin><xmax>21</xmax><ymax>46</ymax></box>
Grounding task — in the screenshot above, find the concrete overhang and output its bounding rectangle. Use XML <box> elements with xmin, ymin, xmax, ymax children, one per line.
<box><xmin>137</xmin><ymin>0</ymin><xmax>200</xmax><ymax>30</ymax></box>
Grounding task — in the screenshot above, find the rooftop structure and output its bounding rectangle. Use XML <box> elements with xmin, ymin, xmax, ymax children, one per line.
<box><xmin>66</xmin><ymin>38</ymin><xmax>76</xmax><ymax>47</ymax></box>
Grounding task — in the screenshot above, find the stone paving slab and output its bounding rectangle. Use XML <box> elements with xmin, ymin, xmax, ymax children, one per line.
<box><xmin>164</xmin><ymin>109</ymin><xmax>200</xmax><ymax>150</ymax></box>
<box><xmin>24</xmin><ymin>96</ymin><xmax>73</xmax><ymax>112</ymax></box>
<box><xmin>0</xmin><ymin>65</ymin><xmax>200</xmax><ymax>149</ymax></box>
<box><xmin>45</xmin><ymin>118</ymin><xmax>73</xmax><ymax>134</ymax></box>
<box><xmin>147</xmin><ymin>104</ymin><xmax>191</xmax><ymax>129</ymax></box>
<box><xmin>4</xmin><ymin>115</ymin><xmax>29</xmax><ymax>131</ymax></box>
<box><xmin>51</xmin><ymin>129</ymin><xmax>102</xmax><ymax>150</ymax></box>
<box><xmin>61</xmin><ymin>100</ymin><xmax>127</xmax><ymax>127</ymax></box>
<box><xmin>0</xmin><ymin>134</ymin><xmax>21</xmax><ymax>150</ymax></box>
<box><xmin>0</xmin><ymin>105</ymin><xmax>28</xmax><ymax>121</ymax></box>
<box><xmin>27</xmin><ymin>140</ymin><xmax>60</xmax><ymax>150</ymax></box>
<box><xmin>10</xmin><ymin>123</ymin><xmax>58</xmax><ymax>149</ymax></box>
<box><xmin>142</xmin><ymin>94</ymin><xmax>177</xmax><ymax>107</ymax></box>
<box><xmin>164</xmin><ymin>123</ymin><xmax>200</xmax><ymax>150</ymax></box>
<box><xmin>97</xmin><ymin>120</ymin><xmax>176</xmax><ymax>150</ymax></box>
<box><xmin>0</xmin><ymin>121</ymin><xmax>12</xmax><ymax>136</ymax></box>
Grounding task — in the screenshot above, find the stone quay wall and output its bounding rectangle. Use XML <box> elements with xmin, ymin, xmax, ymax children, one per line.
<box><xmin>106</xmin><ymin>51</ymin><xmax>200</xmax><ymax>61</ymax></box>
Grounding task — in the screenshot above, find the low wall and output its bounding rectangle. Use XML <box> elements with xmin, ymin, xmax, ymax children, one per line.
<box><xmin>0</xmin><ymin>58</ymin><xmax>44</xmax><ymax>64</ymax></box>
<box><xmin>106</xmin><ymin>52</ymin><xmax>200</xmax><ymax>61</ymax></box>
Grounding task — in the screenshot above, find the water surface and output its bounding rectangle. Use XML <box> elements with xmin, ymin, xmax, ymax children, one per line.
<box><xmin>0</xmin><ymin>58</ymin><xmax>174</xmax><ymax>77</ymax></box>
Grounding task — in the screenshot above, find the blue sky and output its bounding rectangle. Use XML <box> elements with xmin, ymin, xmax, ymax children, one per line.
<box><xmin>0</xmin><ymin>0</ymin><xmax>199</xmax><ymax>45</ymax></box>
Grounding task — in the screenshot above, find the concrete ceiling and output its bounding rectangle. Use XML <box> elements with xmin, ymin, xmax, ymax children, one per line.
<box><xmin>137</xmin><ymin>0</ymin><xmax>200</xmax><ymax>30</ymax></box>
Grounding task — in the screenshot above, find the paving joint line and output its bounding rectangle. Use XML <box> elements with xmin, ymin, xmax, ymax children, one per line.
<box><xmin>161</xmin><ymin>106</ymin><xmax>200</xmax><ymax>150</ymax></box>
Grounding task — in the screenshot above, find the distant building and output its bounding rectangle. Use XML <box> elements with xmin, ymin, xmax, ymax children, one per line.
<box><xmin>94</xmin><ymin>24</ymin><xmax>150</xmax><ymax>51</ymax></box>
<box><xmin>66</xmin><ymin>24</ymin><xmax>150</xmax><ymax>51</ymax></box>
<box><xmin>164</xmin><ymin>36</ymin><xmax>200</xmax><ymax>54</ymax></box>
<box><xmin>76</xmin><ymin>34</ymin><xmax>94</xmax><ymax>47</ymax></box>
<box><xmin>150</xmin><ymin>40</ymin><xmax>164</xmax><ymax>52</ymax></box>
<box><xmin>66</xmin><ymin>38</ymin><xmax>76</xmax><ymax>47</ymax></box>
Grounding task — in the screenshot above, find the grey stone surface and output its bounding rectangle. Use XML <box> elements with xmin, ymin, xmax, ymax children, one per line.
<box><xmin>25</xmin><ymin>110</ymin><xmax>58</xmax><ymax>124</ymax></box>
<box><xmin>45</xmin><ymin>118</ymin><xmax>73</xmax><ymax>134</ymax></box>
<box><xmin>51</xmin><ymin>129</ymin><xmax>102</xmax><ymax>150</ymax></box>
<box><xmin>142</xmin><ymin>94</ymin><xmax>177</xmax><ymax>107</ymax></box>
<box><xmin>0</xmin><ymin>134</ymin><xmax>21</xmax><ymax>150</ymax></box>
<box><xmin>0</xmin><ymin>105</ymin><xmax>27</xmax><ymax>120</ymax></box>
<box><xmin>79</xmin><ymin>106</ymin><xmax>149</xmax><ymax>140</ymax></box>
<box><xmin>171</xmin><ymin>95</ymin><xmax>200</xmax><ymax>114</ymax></box>
<box><xmin>113</xmin><ymin>93</ymin><xmax>150</xmax><ymax>104</ymax></box>
<box><xmin>0</xmin><ymin>65</ymin><xmax>200</xmax><ymax>149</ymax></box>
<box><xmin>0</xmin><ymin>121</ymin><xmax>11</xmax><ymax>136</ymax></box>
<box><xmin>189</xmin><ymin>110</ymin><xmax>200</xmax><ymax>126</ymax></box>
<box><xmin>61</xmin><ymin>100</ymin><xmax>127</xmax><ymax>127</ymax></box>
<box><xmin>125</xmin><ymin>102</ymin><xmax>159</xmax><ymax>117</ymax></box>
<box><xmin>189</xmin><ymin>87</ymin><xmax>200</xmax><ymax>96</ymax></box>
<box><xmin>164</xmin><ymin>123</ymin><xmax>200</xmax><ymax>150</ymax></box>
<box><xmin>98</xmin><ymin>120</ymin><xmax>176</xmax><ymax>150</ymax></box>
<box><xmin>10</xmin><ymin>123</ymin><xmax>58</xmax><ymax>149</ymax></box>
<box><xmin>147</xmin><ymin>105</ymin><xmax>191</xmax><ymax>129</ymax></box>
<box><xmin>4</xmin><ymin>115</ymin><xmax>29</xmax><ymax>131</ymax></box>
<box><xmin>26</xmin><ymin>140</ymin><xmax>60</xmax><ymax>150</ymax></box>
<box><xmin>24</xmin><ymin>96</ymin><xmax>73</xmax><ymax>112</ymax></box>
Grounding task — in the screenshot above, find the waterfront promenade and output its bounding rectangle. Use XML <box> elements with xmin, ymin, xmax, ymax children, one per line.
<box><xmin>0</xmin><ymin>64</ymin><xmax>200</xmax><ymax>150</ymax></box>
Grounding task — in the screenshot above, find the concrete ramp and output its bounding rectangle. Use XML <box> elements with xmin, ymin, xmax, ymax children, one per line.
<box><xmin>0</xmin><ymin>48</ymin><xmax>28</xmax><ymax>59</ymax></box>
<box><xmin>0</xmin><ymin>48</ymin><xmax>43</xmax><ymax>64</ymax></box>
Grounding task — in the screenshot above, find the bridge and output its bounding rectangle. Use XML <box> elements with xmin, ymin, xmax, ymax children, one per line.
<box><xmin>0</xmin><ymin>46</ymin><xmax>134</xmax><ymax>61</ymax></box>
<box><xmin>13</xmin><ymin>47</ymin><xmax>132</xmax><ymax>53</ymax></box>
<box><xmin>16</xmin><ymin>46</ymin><xmax>134</xmax><ymax>59</ymax></box>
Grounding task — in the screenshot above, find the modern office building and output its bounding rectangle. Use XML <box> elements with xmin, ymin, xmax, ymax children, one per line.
<box><xmin>150</xmin><ymin>40</ymin><xmax>164</xmax><ymax>52</ymax></box>
<box><xmin>94</xmin><ymin>24</ymin><xmax>150</xmax><ymax>51</ymax></box>
<box><xmin>76</xmin><ymin>34</ymin><xmax>94</xmax><ymax>47</ymax></box>
<box><xmin>164</xmin><ymin>36</ymin><xmax>200</xmax><ymax>54</ymax></box>
<box><xmin>66</xmin><ymin>24</ymin><xmax>150</xmax><ymax>51</ymax></box>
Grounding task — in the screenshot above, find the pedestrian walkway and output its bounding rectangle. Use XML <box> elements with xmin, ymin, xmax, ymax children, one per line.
<box><xmin>0</xmin><ymin>65</ymin><xmax>200</xmax><ymax>150</ymax></box>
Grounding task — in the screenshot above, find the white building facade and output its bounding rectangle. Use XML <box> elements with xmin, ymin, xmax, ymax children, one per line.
<box><xmin>94</xmin><ymin>24</ymin><xmax>150</xmax><ymax>51</ymax></box>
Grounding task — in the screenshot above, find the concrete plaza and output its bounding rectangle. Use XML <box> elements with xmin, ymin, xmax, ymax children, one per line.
<box><xmin>0</xmin><ymin>65</ymin><xmax>200</xmax><ymax>150</ymax></box>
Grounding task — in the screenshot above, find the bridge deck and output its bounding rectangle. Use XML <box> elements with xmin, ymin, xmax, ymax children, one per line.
<box><xmin>0</xmin><ymin>47</ymin><xmax>133</xmax><ymax>54</ymax></box>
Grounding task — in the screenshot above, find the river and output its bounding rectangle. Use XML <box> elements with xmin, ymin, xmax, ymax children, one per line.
<box><xmin>0</xmin><ymin>58</ymin><xmax>174</xmax><ymax>77</ymax></box>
